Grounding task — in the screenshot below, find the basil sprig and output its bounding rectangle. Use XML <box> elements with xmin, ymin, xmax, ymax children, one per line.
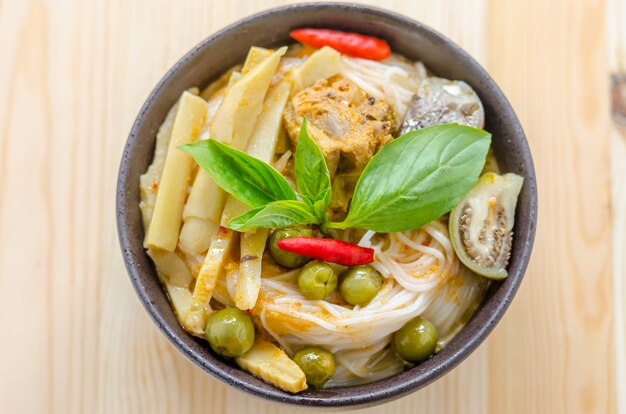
<box><xmin>326</xmin><ymin>124</ymin><xmax>492</xmax><ymax>232</ymax></box>
<box><xmin>227</xmin><ymin>200</ymin><xmax>319</xmax><ymax>230</ymax></box>
<box><xmin>295</xmin><ymin>118</ymin><xmax>332</xmax><ymax>209</ymax></box>
<box><xmin>180</xmin><ymin>138</ymin><xmax>296</xmax><ymax>208</ymax></box>
<box><xmin>180</xmin><ymin>119</ymin><xmax>331</xmax><ymax>230</ymax></box>
<box><xmin>180</xmin><ymin>121</ymin><xmax>491</xmax><ymax>232</ymax></box>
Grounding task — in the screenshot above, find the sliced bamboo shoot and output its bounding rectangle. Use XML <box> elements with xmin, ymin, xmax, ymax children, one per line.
<box><xmin>179</xmin><ymin>70</ymin><xmax>237</xmax><ymax>254</ymax></box>
<box><xmin>292</xmin><ymin>46</ymin><xmax>341</xmax><ymax>91</ymax></box>
<box><xmin>220</xmin><ymin>78</ymin><xmax>294</xmax><ymax>226</ymax></box>
<box><xmin>147</xmin><ymin>248</ymin><xmax>194</xmax><ymax>288</ymax></box>
<box><xmin>178</xmin><ymin>217</ymin><xmax>219</xmax><ymax>254</ymax></box>
<box><xmin>236</xmin><ymin>229</ymin><xmax>269</xmax><ymax>309</ymax></box>
<box><xmin>179</xmin><ymin>142</ymin><xmax>226</xmax><ymax>254</ymax></box>
<box><xmin>232</xmin><ymin>79</ymin><xmax>293</xmax><ymax>309</ymax></box>
<box><xmin>163</xmin><ymin>283</ymin><xmax>193</xmax><ymax>321</ymax></box>
<box><xmin>210</xmin><ymin>46</ymin><xmax>287</xmax><ymax>149</ymax></box>
<box><xmin>140</xmin><ymin>87</ymin><xmax>200</xmax><ymax>231</ymax></box>
<box><xmin>139</xmin><ymin>100</ymin><xmax>179</xmax><ymax>230</ymax></box>
<box><xmin>161</xmin><ymin>284</ymin><xmax>209</xmax><ymax>337</ymax></box>
<box><xmin>144</xmin><ymin>92</ymin><xmax>207</xmax><ymax>251</ymax></box>
<box><xmin>243</xmin><ymin>79</ymin><xmax>293</xmax><ymax>161</ymax></box>
<box><xmin>235</xmin><ymin>338</ymin><xmax>308</xmax><ymax>393</ymax></box>
<box><xmin>181</xmin><ymin>299</ymin><xmax>212</xmax><ymax>336</ymax></box>
<box><xmin>179</xmin><ymin>48</ymin><xmax>285</xmax><ymax>254</ymax></box>
<box><xmin>183</xmin><ymin>172</ymin><xmax>227</xmax><ymax>222</ymax></box>
<box><xmin>242</xmin><ymin>47</ymin><xmax>272</xmax><ymax>74</ymax></box>
<box><xmin>213</xmin><ymin>273</ymin><xmax>235</xmax><ymax>307</ymax></box>
<box><xmin>227</xmin><ymin>71</ymin><xmax>241</xmax><ymax>87</ymax></box>
<box><xmin>192</xmin><ymin>49</ymin><xmax>287</xmax><ymax>304</ymax></box>
<box><xmin>193</xmin><ymin>228</ymin><xmax>238</xmax><ymax>303</ymax></box>
<box><xmin>200</xmin><ymin>64</ymin><xmax>242</xmax><ymax>100</ymax></box>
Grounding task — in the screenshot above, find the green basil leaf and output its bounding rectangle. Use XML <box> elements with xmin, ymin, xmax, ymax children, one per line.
<box><xmin>300</xmin><ymin>188</ymin><xmax>330</xmax><ymax>217</ymax></box>
<box><xmin>313</xmin><ymin>188</ymin><xmax>330</xmax><ymax>221</ymax></box>
<box><xmin>295</xmin><ymin>118</ymin><xmax>331</xmax><ymax>207</ymax></box>
<box><xmin>299</xmin><ymin>194</ymin><xmax>315</xmax><ymax>207</ymax></box>
<box><xmin>329</xmin><ymin>124</ymin><xmax>491</xmax><ymax>232</ymax></box>
<box><xmin>180</xmin><ymin>139</ymin><xmax>296</xmax><ymax>208</ymax></box>
<box><xmin>227</xmin><ymin>200</ymin><xmax>318</xmax><ymax>230</ymax></box>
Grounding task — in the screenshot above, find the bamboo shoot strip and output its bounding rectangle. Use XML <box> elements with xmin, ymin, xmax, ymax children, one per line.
<box><xmin>235</xmin><ymin>338</ymin><xmax>308</xmax><ymax>393</ymax></box>
<box><xmin>183</xmin><ymin>69</ymin><xmax>240</xmax><ymax>221</ymax></box>
<box><xmin>155</xmin><ymin>280</ymin><xmax>210</xmax><ymax>337</ymax></box>
<box><xmin>242</xmin><ymin>47</ymin><xmax>272</xmax><ymax>75</ymax></box>
<box><xmin>183</xmin><ymin>162</ymin><xmax>227</xmax><ymax>223</ymax></box>
<box><xmin>220</xmin><ymin>79</ymin><xmax>294</xmax><ymax>225</ymax></box>
<box><xmin>292</xmin><ymin>46</ymin><xmax>341</xmax><ymax>91</ymax></box>
<box><xmin>227</xmin><ymin>71</ymin><xmax>242</xmax><ymax>87</ymax></box>
<box><xmin>146</xmin><ymin>248</ymin><xmax>194</xmax><ymax>289</ymax></box>
<box><xmin>211</xmin><ymin>46</ymin><xmax>287</xmax><ymax>148</ymax></box>
<box><xmin>200</xmin><ymin>64</ymin><xmax>241</xmax><ymax>100</ymax></box>
<box><xmin>193</xmin><ymin>228</ymin><xmax>238</xmax><ymax>304</ymax></box>
<box><xmin>139</xmin><ymin>87</ymin><xmax>199</xmax><ymax>230</ymax></box>
<box><xmin>192</xmin><ymin>47</ymin><xmax>286</xmax><ymax>304</ymax></box>
<box><xmin>236</xmin><ymin>229</ymin><xmax>269</xmax><ymax>309</ymax></box>
<box><xmin>139</xmin><ymin>91</ymin><xmax>204</xmax><ymax>337</ymax></box>
<box><xmin>139</xmin><ymin>99</ymin><xmax>179</xmax><ymax>230</ymax></box>
<box><xmin>162</xmin><ymin>283</ymin><xmax>193</xmax><ymax>326</ymax></box>
<box><xmin>180</xmin><ymin>48</ymin><xmax>284</xmax><ymax>253</ymax></box>
<box><xmin>178</xmin><ymin>216</ymin><xmax>220</xmax><ymax>254</ymax></box>
<box><xmin>242</xmin><ymin>79</ymin><xmax>293</xmax><ymax>161</ymax></box>
<box><xmin>144</xmin><ymin>92</ymin><xmax>207</xmax><ymax>251</ymax></box>
<box><xmin>182</xmin><ymin>67</ymin><xmax>247</xmax><ymax>224</ymax></box>
<box><xmin>181</xmin><ymin>299</ymin><xmax>212</xmax><ymax>337</ymax></box>
<box><xmin>182</xmin><ymin>69</ymin><xmax>241</xmax><ymax>225</ymax></box>
<box><xmin>234</xmin><ymin>79</ymin><xmax>293</xmax><ymax>309</ymax></box>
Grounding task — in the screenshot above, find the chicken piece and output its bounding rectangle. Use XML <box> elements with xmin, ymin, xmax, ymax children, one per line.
<box><xmin>399</xmin><ymin>77</ymin><xmax>485</xmax><ymax>135</ymax></box>
<box><xmin>283</xmin><ymin>76</ymin><xmax>397</xmax><ymax>176</ymax></box>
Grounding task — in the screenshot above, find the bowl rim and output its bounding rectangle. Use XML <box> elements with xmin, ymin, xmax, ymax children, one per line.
<box><xmin>117</xmin><ymin>2</ymin><xmax>537</xmax><ymax>407</ymax></box>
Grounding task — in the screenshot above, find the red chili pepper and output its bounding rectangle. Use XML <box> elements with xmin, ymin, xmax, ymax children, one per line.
<box><xmin>290</xmin><ymin>28</ymin><xmax>391</xmax><ymax>61</ymax></box>
<box><xmin>277</xmin><ymin>237</ymin><xmax>375</xmax><ymax>266</ymax></box>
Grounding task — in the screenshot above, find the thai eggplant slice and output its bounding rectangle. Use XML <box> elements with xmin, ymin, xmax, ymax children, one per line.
<box><xmin>399</xmin><ymin>77</ymin><xmax>484</xmax><ymax>135</ymax></box>
<box><xmin>449</xmin><ymin>173</ymin><xmax>524</xmax><ymax>280</ymax></box>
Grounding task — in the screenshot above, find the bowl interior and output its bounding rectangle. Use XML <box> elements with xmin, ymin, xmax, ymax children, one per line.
<box><xmin>117</xmin><ymin>3</ymin><xmax>537</xmax><ymax>408</ymax></box>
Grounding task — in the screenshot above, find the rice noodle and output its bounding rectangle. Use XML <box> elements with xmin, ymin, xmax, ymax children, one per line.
<box><xmin>243</xmin><ymin>220</ymin><xmax>484</xmax><ymax>386</ymax></box>
<box><xmin>340</xmin><ymin>54</ymin><xmax>425</xmax><ymax>119</ymax></box>
<box><xmin>179</xmin><ymin>219</ymin><xmax>486</xmax><ymax>386</ymax></box>
<box><xmin>422</xmin><ymin>265</ymin><xmax>490</xmax><ymax>345</ymax></box>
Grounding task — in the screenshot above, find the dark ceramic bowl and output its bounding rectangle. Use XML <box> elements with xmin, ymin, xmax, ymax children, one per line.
<box><xmin>117</xmin><ymin>2</ymin><xmax>537</xmax><ymax>408</ymax></box>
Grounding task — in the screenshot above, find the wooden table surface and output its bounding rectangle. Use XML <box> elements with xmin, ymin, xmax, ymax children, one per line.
<box><xmin>1</xmin><ymin>0</ymin><xmax>625</xmax><ymax>413</ymax></box>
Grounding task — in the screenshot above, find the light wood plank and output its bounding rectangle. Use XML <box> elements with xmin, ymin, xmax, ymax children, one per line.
<box><xmin>608</xmin><ymin>1</ymin><xmax>626</xmax><ymax>413</ymax></box>
<box><xmin>610</xmin><ymin>129</ymin><xmax>626</xmax><ymax>414</ymax></box>
<box><xmin>486</xmin><ymin>0</ymin><xmax>615</xmax><ymax>413</ymax></box>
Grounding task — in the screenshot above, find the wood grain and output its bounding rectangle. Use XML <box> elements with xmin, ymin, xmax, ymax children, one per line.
<box><xmin>611</xmin><ymin>129</ymin><xmax>626</xmax><ymax>414</ymax></box>
<box><xmin>487</xmin><ymin>1</ymin><xmax>616</xmax><ymax>413</ymax></box>
<box><xmin>609</xmin><ymin>1</ymin><xmax>626</xmax><ymax>412</ymax></box>
<box><xmin>0</xmin><ymin>0</ymin><xmax>621</xmax><ymax>413</ymax></box>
